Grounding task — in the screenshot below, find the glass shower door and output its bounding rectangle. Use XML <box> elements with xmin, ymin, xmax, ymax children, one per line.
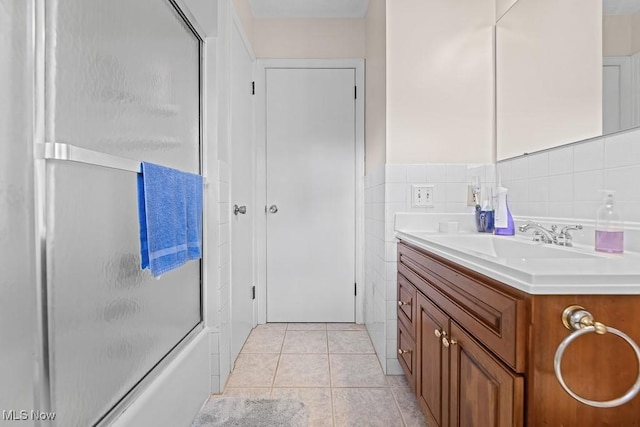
<box><xmin>44</xmin><ymin>0</ymin><xmax>202</xmax><ymax>425</ymax></box>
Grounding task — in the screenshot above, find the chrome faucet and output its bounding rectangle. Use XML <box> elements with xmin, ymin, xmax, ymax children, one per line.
<box><xmin>553</xmin><ymin>224</ymin><xmax>583</xmax><ymax>247</ymax></box>
<box><xmin>518</xmin><ymin>221</ymin><xmax>583</xmax><ymax>247</ymax></box>
<box><xmin>518</xmin><ymin>222</ymin><xmax>557</xmax><ymax>244</ymax></box>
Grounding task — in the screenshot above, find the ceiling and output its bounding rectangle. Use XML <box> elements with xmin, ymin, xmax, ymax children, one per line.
<box><xmin>249</xmin><ymin>0</ymin><xmax>370</xmax><ymax>18</ymax></box>
<box><xmin>604</xmin><ymin>0</ymin><xmax>640</xmax><ymax>16</ymax></box>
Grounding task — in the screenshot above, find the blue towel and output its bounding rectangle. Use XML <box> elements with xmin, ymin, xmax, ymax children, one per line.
<box><xmin>137</xmin><ymin>162</ymin><xmax>203</xmax><ymax>277</ymax></box>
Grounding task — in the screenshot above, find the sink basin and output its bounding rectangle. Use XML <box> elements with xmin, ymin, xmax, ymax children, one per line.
<box><xmin>393</xmin><ymin>213</ymin><xmax>640</xmax><ymax>294</ymax></box>
<box><xmin>413</xmin><ymin>233</ymin><xmax>599</xmax><ymax>260</ymax></box>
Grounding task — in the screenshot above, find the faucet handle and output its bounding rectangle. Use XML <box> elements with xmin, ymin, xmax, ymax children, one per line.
<box><xmin>560</xmin><ymin>224</ymin><xmax>583</xmax><ymax>235</ymax></box>
<box><xmin>518</xmin><ymin>220</ymin><xmax>538</xmax><ymax>232</ymax></box>
<box><xmin>556</xmin><ymin>224</ymin><xmax>583</xmax><ymax>247</ymax></box>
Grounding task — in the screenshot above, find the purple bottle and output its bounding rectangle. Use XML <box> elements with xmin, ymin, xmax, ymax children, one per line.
<box><xmin>494</xmin><ymin>187</ymin><xmax>515</xmax><ymax>236</ymax></box>
<box><xmin>595</xmin><ymin>191</ymin><xmax>623</xmax><ymax>253</ymax></box>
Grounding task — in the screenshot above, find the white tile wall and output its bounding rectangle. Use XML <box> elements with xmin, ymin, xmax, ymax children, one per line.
<box><xmin>217</xmin><ymin>160</ymin><xmax>231</xmax><ymax>390</ymax></box>
<box><xmin>605</xmin><ymin>131</ymin><xmax>640</xmax><ymax>168</ymax></box>
<box><xmin>209</xmin><ymin>332</ymin><xmax>221</xmax><ymax>393</ymax></box>
<box><xmin>573</xmin><ymin>140</ymin><xmax>604</xmax><ymax>172</ymax></box>
<box><xmin>364</xmin><ymin>162</ymin><xmax>495</xmax><ymax>374</ymax></box>
<box><xmin>364</xmin><ymin>165</ymin><xmax>386</xmax><ymax>371</ymax></box>
<box><xmin>500</xmin><ymin>127</ymin><xmax>640</xmax><ymax>223</ymax></box>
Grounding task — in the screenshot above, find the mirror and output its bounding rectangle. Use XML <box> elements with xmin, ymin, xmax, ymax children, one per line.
<box><xmin>496</xmin><ymin>0</ymin><xmax>640</xmax><ymax>160</ymax></box>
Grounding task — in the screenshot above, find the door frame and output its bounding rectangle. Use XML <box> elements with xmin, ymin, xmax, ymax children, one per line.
<box><xmin>255</xmin><ymin>59</ymin><xmax>365</xmax><ymax>324</ymax></box>
<box><xmin>228</xmin><ymin>11</ymin><xmax>258</xmax><ymax>363</ymax></box>
<box><xmin>603</xmin><ymin>56</ymin><xmax>632</xmax><ymax>132</ymax></box>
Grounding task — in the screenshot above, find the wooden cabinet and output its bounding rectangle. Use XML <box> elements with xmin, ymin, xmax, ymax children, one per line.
<box><xmin>414</xmin><ymin>289</ymin><xmax>523</xmax><ymax>427</ymax></box>
<box><xmin>416</xmin><ymin>293</ymin><xmax>449</xmax><ymax>427</ymax></box>
<box><xmin>397</xmin><ymin>239</ymin><xmax>640</xmax><ymax>427</ymax></box>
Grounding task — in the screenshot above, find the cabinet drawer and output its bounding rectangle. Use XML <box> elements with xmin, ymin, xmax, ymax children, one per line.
<box><xmin>397</xmin><ymin>274</ymin><xmax>417</xmax><ymax>338</ymax></box>
<box><xmin>398</xmin><ymin>241</ymin><xmax>527</xmax><ymax>372</ymax></box>
<box><xmin>397</xmin><ymin>320</ymin><xmax>417</xmax><ymax>391</ymax></box>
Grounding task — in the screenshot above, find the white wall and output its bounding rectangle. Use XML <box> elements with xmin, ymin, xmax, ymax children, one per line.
<box><xmin>604</xmin><ymin>15</ymin><xmax>633</xmax><ymax>56</ymax></box>
<box><xmin>496</xmin><ymin>0</ymin><xmax>518</xmax><ymax>21</ymax></box>
<box><xmin>365</xmin><ymin>0</ymin><xmax>386</xmax><ymax>174</ymax></box>
<box><xmin>363</xmin><ymin>0</ymin><xmax>496</xmax><ymax>373</ymax></box>
<box><xmin>496</xmin><ymin>0</ymin><xmax>602</xmax><ymax>160</ymax></box>
<box><xmin>604</xmin><ymin>13</ymin><xmax>640</xmax><ymax>56</ymax></box>
<box><xmin>252</xmin><ymin>17</ymin><xmax>365</xmax><ymax>58</ymax></box>
<box><xmin>233</xmin><ymin>0</ymin><xmax>254</xmax><ymax>44</ymax></box>
<box><xmin>386</xmin><ymin>0</ymin><xmax>494</xmax><ymax>164</ymax></box>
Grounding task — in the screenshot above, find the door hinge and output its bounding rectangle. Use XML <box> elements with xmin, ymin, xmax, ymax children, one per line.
<box><xmin>252</xmin><ymin>286</ymin><xmax>256</xmax><ymax>300</ymax></box>
<box><xmin>354</xmin><ymin>86</ymin><xmax>357</xmax><ymax>99</ymax></box>
<box><xmin>252</xmin><ymin>81</ymin><xmax>255</xmax><ymax>95</ymax></box>
<box><xmin>354</xmin><ymin>282</ymin><xmax>357</xmax><ymax>296</ymax></box>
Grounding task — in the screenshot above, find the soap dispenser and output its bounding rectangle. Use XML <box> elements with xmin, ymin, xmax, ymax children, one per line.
<box><xmin>494</xmin><ymin>186</ymin><xmax>514</xmax><ymax>236</ymax></box>
<box><xmin>595</xmin><ymin>190</ymin><xmax>623</xmax><ymax>253</ymax></box>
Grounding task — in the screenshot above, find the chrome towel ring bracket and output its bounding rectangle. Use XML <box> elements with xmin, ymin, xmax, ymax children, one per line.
<box><xmin>554</xmin><ymin>305</ymin><xmax>640</xmax><ymax>408</ymax></box>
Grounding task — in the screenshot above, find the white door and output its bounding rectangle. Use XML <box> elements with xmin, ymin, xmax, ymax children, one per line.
<box><xmin>603</xmin><ymin>56</ymin><xmax>632</xmax><ymax>134</ymax></box>
<box><xmin>230</xmin><ymin>22</ymin><xmax>255</xmax><ymax>361</ymax></box>
<box><xmin>265</xmin><ymin>68</ymin><xmax>356</xmax><ymax>322</ymax></box>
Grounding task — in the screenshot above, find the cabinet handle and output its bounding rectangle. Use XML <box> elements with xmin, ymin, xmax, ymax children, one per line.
<box><xmin>434</xmin><ymin>329</ymin><xmax>442</xmax><ymax>338</ymax></box>
<box><xmin>398</xmin><ymin>348</ymin><xmax>411</xmax><ymax>355</ymax></box>
<box><xmin>442</xmin><ymin>336</ymin><xmax>458</xmax><ymax>348</ymax></box>
<box><xmin>398</xmin><ymin>300</ymin><xmax>410</xmax><ymax>307</ymax></box>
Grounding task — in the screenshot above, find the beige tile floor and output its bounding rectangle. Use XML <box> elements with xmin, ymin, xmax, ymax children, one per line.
<box><xmin>209</xmin><ymin>323</ymin><xmax>428</xmax><ymax>427</ymax></box>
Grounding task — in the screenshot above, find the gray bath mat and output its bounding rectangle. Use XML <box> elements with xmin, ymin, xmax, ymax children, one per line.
<box><xmin>192</xmin><ymin>397</ymin><xmax>308</xmax><ymax>427</ymax></box>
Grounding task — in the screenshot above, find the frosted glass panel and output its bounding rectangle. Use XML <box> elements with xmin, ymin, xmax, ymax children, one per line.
<box><xmin>48</xmin><ymin>163</ymin><xmax>201</xmax><ymax>426</ymax></box>
<box><xmin>0</xmin><ymin>0</ymin><xmax>38</xmax><ymax>419</ymax></box>
<box><xmin>46</xmin><ymin>0</ymin><xmax>200</xmax><ymax>172</ymax></box>
<box><xmin>45</xmin><ymin>0</ymin><xmax>202</xmax><ymax>425</ymax></box>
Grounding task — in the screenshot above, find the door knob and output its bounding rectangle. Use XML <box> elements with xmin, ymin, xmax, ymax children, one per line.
<box><xmin>233</xmin><ymin>204</ymin><xmax>247</xmax><ymax>215</ymax></box>
<box><xmin>269</xmin><ymin>205</ymin><xmax>278</xmax><ymax>214</ymax></box>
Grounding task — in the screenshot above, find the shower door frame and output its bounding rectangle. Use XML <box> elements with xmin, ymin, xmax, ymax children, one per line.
<box><xmin>30</xmin><ymin>0</ymin><xmax>208</xmax><ymax>424</ymax></box>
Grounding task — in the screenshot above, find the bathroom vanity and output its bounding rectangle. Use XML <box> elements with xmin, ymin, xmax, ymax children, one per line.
<box><xmin>395</xmin><ymin>227</ymin><xmax>640</xmax><ymax>426</ymax></box>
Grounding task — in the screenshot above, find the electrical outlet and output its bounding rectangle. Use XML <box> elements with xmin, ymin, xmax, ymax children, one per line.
<box><xmin>467</xmin><ymin>185</ymin><xmax>477</xmax><ymax>206</ymax></box>
<box><xmin>412</xmin><ymin>184</ymin><xmax>434</xmax><ymax>207</ymax></box>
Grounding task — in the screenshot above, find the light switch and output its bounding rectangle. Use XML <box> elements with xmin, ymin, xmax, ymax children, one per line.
<box><xmin>412</xmin><ymin>184</ymin><xmax>434</xmax><ymax>207</ymax></box>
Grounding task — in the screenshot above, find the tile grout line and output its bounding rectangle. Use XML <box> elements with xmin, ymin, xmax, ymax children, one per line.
<box><xmin>269</xmin><ymin>325</ymin><xmax>287</xmax><ymax>394</ymax></box>
<box><xmin>389</xmin><ymin>386</ymin><xmax>410</xmax><ymax>427</ymax></box>
<box><xmin>326</xmin><ymin>325</ymin><xmax>337</xmax><ymax>427</ymax></box>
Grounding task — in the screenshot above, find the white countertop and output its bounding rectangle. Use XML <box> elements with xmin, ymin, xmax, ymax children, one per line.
<box><xmin>395</xmin><ymin>214</ymin><xmax>640</xmax><ymax>295</ymax></box>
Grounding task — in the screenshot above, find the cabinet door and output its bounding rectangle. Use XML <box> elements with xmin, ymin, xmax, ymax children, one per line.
<box><xmin>416</xmin><ymin>293</ymin><xmax>449</xmax><ymax>427</ymax></box>
<box><xmin>449</xmin><ymin>322</ymin><xmax>524</xmax><ymax>427</ymax></box>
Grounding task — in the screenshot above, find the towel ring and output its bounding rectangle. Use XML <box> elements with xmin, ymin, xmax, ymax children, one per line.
<box><xmin>554</xmin><ymin>305</ymin><xmax>640</xmax><ymax>408</ymax></box>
